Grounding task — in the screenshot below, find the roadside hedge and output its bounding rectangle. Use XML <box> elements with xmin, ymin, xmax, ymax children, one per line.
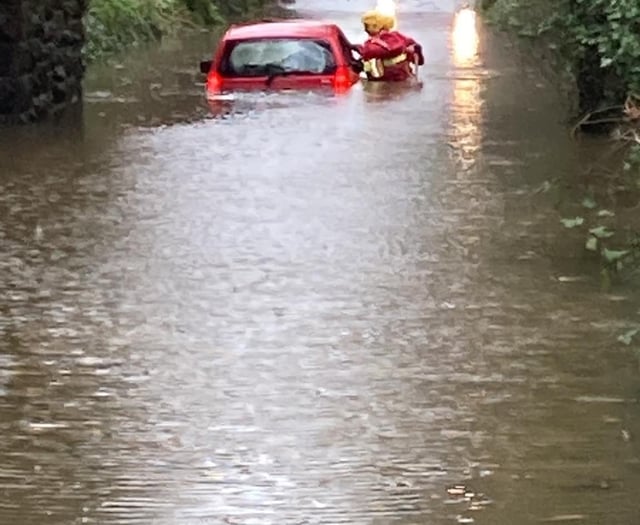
<box><xmin>482</xmin><ymin>0</ymin><xmax>640</xmax><ymax>112</ymax></box>
<box><xmin>85</xmin><ymin>0</ymin><xmax>272</xmax><ymax>62</ymax></box>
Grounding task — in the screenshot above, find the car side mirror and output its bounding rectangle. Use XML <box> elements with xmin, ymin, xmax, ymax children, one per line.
<box><xmin>200</xmin><ymin>60</ymin><xmax>212</xmax><ymax>74</ymax></box>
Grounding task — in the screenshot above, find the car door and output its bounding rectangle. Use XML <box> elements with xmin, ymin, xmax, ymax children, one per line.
<box><xmin>334</xmin><ymin>28</ymin><xmax>362</xmax><ymax>76</ymax></box>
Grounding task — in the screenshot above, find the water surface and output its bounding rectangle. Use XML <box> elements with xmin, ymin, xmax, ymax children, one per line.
<box><xmin>1</xmin><ymin>1</ymin><xmax>639</xmax><ymax>524</ymax></box>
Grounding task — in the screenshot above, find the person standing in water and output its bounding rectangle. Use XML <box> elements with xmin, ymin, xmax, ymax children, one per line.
<box><xmin>352</xmin><ymin>10</ymin><xmax>425</xmax><ymax>81</ymax></box>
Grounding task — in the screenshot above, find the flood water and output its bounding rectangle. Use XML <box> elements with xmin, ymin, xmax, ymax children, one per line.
<box><xmin>1</xmin><ymin>0</ymin><xmax>640</xmax><ymax>524</ymax></box>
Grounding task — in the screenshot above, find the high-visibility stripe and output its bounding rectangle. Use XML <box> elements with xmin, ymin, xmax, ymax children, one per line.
<box><xmin>363</xmin><ymin>58</ymin><xmax>384</xmax><ymax>78</ymax></box>
<box><xmin>364</xmin><ymin>53</ymin><xmax>409</xmax><ymax>79</ymax></box>
<box><xmin>382</xmin><ymin>53</ymin><xmax>408</xmax><ymax>66</ymax></box>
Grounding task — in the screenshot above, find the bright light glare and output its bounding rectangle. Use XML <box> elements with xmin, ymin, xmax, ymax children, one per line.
<box><xmin>452</xmin><ymin>7</ymin><xmax>479</xmax><ymax>65</ymax></box>
<box><xmin>376</xmin><ymin>0</ymin><xmax>397</xmax><ymax>19</ymax></box>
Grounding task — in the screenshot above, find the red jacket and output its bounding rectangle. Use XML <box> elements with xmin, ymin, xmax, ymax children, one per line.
<box><xmin>356</xmin><ymin>30</ymin><xmax>424</xmax><ymax>81</ymax></box>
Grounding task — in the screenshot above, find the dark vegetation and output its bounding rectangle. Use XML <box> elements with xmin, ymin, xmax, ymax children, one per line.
<box><xmin>481</xmin><ymin>0</ymin><xmax>640</xmax><ymax>114</ymax></box>
<box><xmin>85</xmin><ymin>0</ymin><xmax>277</xmax><ymax>62</ymax></box>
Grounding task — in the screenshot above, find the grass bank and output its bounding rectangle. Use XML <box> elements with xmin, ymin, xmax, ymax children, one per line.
<box><xmin>84</xmin><ymin>0</ymin><xmax>280</xmax><ymax>63</ymax></box>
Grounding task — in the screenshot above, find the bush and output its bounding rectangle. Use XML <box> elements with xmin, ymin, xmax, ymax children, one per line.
<box><xmin>85</xmin><ymin>0</ymin><xmax>269</xmax><ymax>62</ymax></box>
<box><xmin>483</xmin><ymin>0</ymin><xmax>640</xmax><ymax>110</ymax></box>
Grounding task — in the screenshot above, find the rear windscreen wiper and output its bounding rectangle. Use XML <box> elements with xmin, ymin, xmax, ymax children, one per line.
<box><xmin>239</xmin><ymin>63</ymin><xmax>285</xmax><ymax>75</ymax></box>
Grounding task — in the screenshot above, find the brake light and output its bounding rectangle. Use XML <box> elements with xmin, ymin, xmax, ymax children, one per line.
<box><xmin>207</xmin><ymin>70</ymin><xmax>223</xmax><ymax>93</ymax></box>
<box><xmin>333</xmin><ymin>65</ymin><xmax>352</xmax><ymax>92</ymax></box>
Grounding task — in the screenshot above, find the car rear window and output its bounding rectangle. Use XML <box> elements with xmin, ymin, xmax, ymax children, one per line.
<box><xmin>220</xmin><ymin>38</ymin><xmax>337</xmax><ymax>77</ymax></box>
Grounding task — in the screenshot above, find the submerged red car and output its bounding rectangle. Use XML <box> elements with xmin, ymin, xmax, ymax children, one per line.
<box><xmin>199</xmin><ymin>19</ymin><xmax>362</xmax><ymax>95</ymax></box>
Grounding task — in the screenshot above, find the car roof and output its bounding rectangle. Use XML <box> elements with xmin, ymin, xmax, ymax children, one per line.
<box><xmin>224</xmin><ymin>19</ymin><xmax>339</xmax><ymax>40</ymax></box>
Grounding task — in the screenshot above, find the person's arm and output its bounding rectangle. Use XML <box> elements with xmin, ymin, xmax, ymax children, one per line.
<box><xmin>411</xmin><ymin>43</ymin><xmax>425</xmax><ymax>66</ymax></box>
<box><xmin>402</xmin><ymin>35</ymin><xmax>425</xmax><ymax>65</ymax></box>
<box><xmin>351</xmin><ymin>43</ymin><xmax>364</xmax><ymax>55</ymax></box>
<box><xmin>360</xmin><ymin>36</ymin><xmax>398</xmax><ymax>61</ymax></box>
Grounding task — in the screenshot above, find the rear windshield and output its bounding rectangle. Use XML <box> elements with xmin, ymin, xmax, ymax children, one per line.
<box><xmin>220</xmin><ymin>38</ymin><xmax>337</xmax><ymax>77</ymax></box>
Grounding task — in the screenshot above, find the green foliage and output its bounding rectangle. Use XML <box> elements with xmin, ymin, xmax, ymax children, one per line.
<box><xmin>567</xmin><ymin>0</ymin><xmax>640</xmax><ymax>94</ymax></box>
<box><xmin>182</xmin><ymin>0</ymin><xmax>224</xmax><ymax>24</ymax></box>
<box><xmin>560</xmin><ymin>216</ymin><xmax>584</xmax><ymax>228</ymax></box>
<box><xmin>483</xmin><ymin>0</ymin><xmax>640</xmax><ymax>105</ymax></box>
<box><xmin>588</xmin><ymin>225</ymin><xmax>614</xmax><ymax>239</ymax></box>
<box><xmin>624</xmin><ymin>143</ymin><xmax>640</xmax><ymax>171</ymax></box>
<box><xmin>585</xmin><ymin>217</ymin><xmax>640</xmax><ymax>285</ymax></box>
<box><xmin>85</xmin><ymin>0</ymin><xmax>178</xmax><ymax>61</ymax></box>
<box><xmin>582</xmin><ymin>195</ymin><xmax>597</xmax><ymax>209</ymax></box>
<box><xmin>85</xmin><ymin>0</ymin><xmax>269</xmax><ymax>62</ymax></box>
<box><xmin>618</xmin><ymin>328</ymin><xmax>639</xmax><ymax>346</ymax></box>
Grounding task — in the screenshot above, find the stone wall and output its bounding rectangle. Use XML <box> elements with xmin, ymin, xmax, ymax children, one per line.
<box><xmin>0</xmin><ymin>0</ymin><xmax>87</xmax><ymax>124</ymax></box>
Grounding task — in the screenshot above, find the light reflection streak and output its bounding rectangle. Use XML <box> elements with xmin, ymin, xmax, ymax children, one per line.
<box><xmin>376</xmin><ymin>0</ymin><xmax>396</xmax><ymax>17</ymax></box>
<box><xmin>450</xmin><ymin>7</ymin><xmax>483</xmax><ymax>173</ymax></box>
<box><xmin>376</xmin><ymin>0</ymin><xmax>397</xmax><ymax>27</ymax></box>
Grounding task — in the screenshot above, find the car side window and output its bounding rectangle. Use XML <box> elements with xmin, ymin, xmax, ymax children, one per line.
<box><xmin>336</xmin><ymin>30</ymin><xmax>355</xmax><ymax>62</ymax></box>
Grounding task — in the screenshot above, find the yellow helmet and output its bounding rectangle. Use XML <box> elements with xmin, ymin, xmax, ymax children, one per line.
<box><xmin>362</xmin><ymin>10</ymin><xmax>396</xmax><ymax>33</ymax></box>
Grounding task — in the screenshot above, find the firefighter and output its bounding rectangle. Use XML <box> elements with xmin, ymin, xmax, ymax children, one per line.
<box><xmin>352</xmin><ymin>10</ymin><xmax>425</xmax><ymax>82</ymax></box>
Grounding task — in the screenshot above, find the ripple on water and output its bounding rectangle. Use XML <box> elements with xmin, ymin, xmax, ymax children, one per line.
<box><xmin>0</xmin><ymin>2</ymin><xmax>639</xmax><ymax>525</ymax></box>
<box><xmin>0</xmin><ymin>354</ymin><xmax>15</xmax><ymax>397</ymax></box>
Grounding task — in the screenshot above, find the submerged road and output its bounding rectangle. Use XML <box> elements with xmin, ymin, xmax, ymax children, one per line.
<box><xmin>1</xmin><ymin>1</ymin><xmax>639</xmax><ymax>524</ymax></box>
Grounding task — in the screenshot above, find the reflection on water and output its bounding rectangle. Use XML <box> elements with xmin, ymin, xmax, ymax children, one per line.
<box><xmin>1</xmin><ymin>1</ymin><xmax>640</xmax><ymax>525</ymax></box>
<box><xmin>450</xmin><ymin>7</ymin><xmax>483</xmax><ymax>172</ymax></box>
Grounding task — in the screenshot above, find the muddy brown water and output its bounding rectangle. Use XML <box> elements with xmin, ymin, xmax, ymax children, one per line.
<box><xmin>1</xmin><ymin>1</ymin><xmax>640</xmax><ymax>524</ymax></box>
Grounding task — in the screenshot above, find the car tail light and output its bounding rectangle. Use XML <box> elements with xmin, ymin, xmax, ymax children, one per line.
<box><xmin>207</xmin><ymin>70</ymin><xmax>223</xmax><ymax>93</ymax></box>
<box><xmin>333</xmin><ymin>65</ymin><xmax>352</xmax><ymax>91</ymax></box>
